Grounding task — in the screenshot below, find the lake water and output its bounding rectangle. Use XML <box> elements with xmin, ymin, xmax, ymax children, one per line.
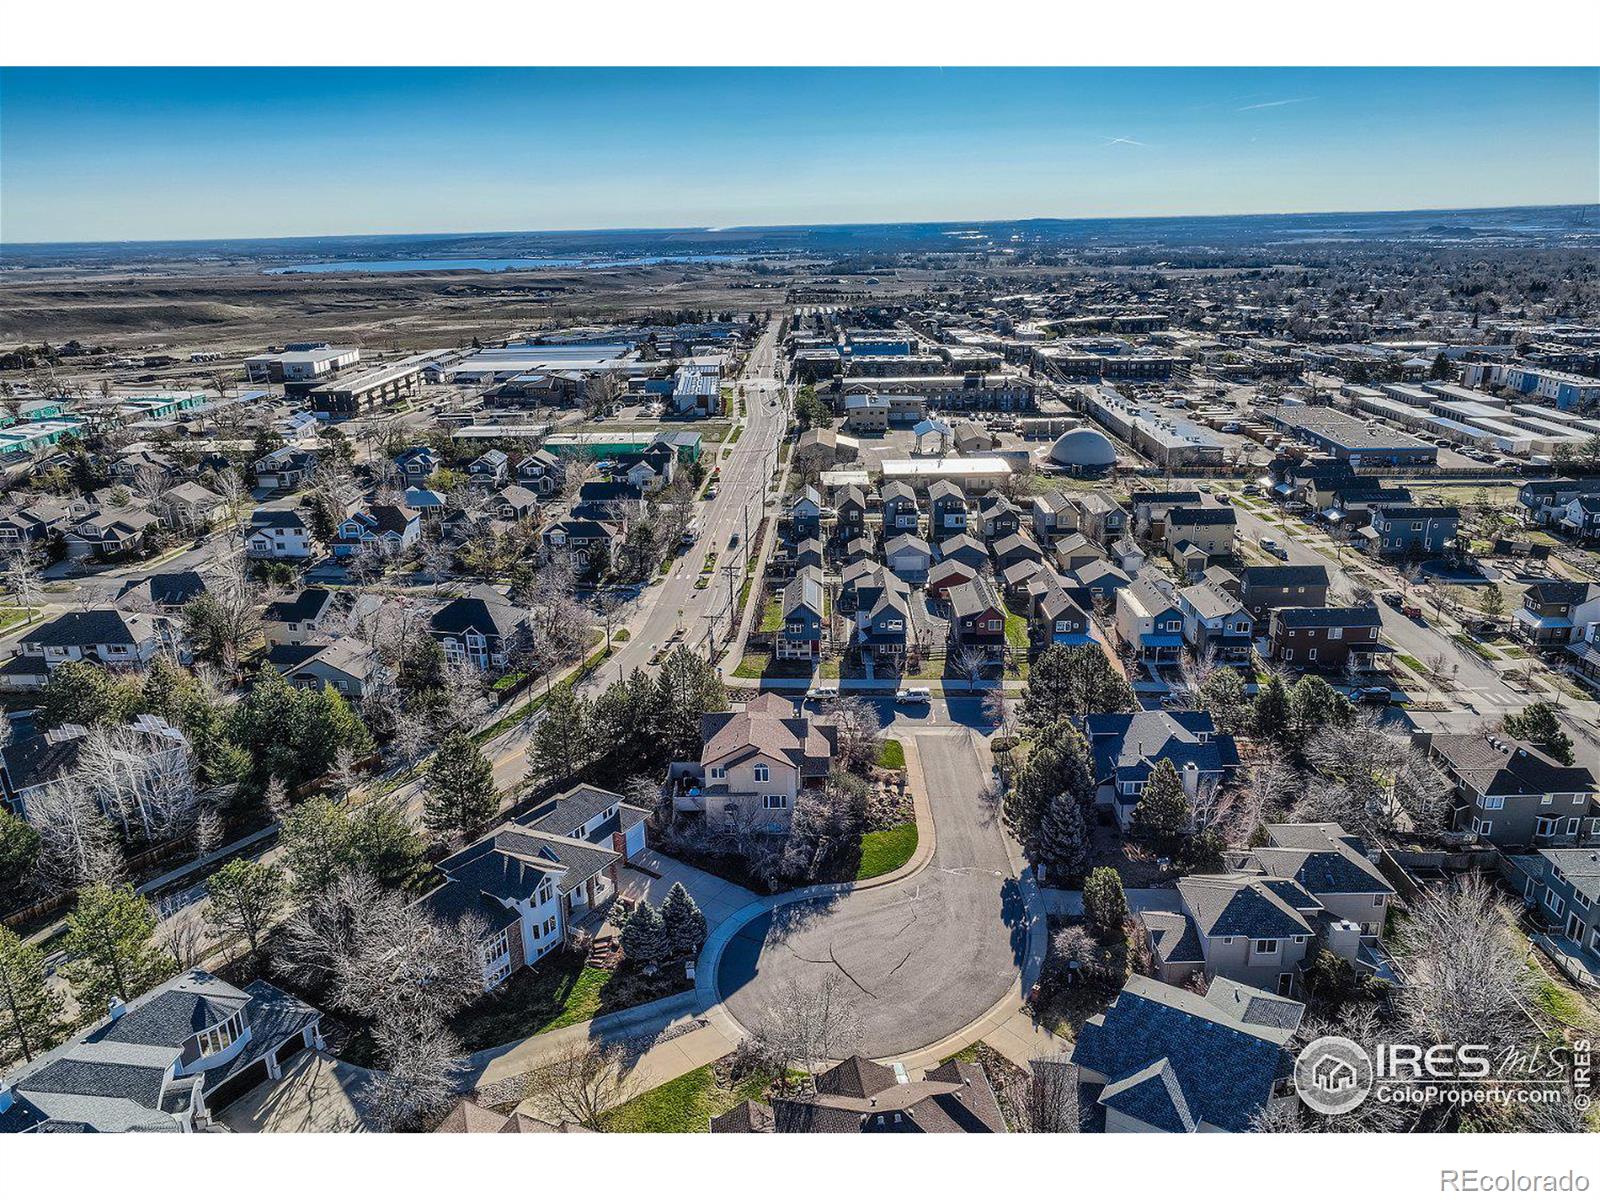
<box><xmin>264</xmin><ymin>253</ymin><xmax>745</xmax><ymax>275</ymax></box>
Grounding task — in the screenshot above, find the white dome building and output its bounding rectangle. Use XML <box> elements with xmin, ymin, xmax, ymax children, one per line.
<box><xmin>1046</xmin><ymin>426</ymin><xmax>1117</xmax><ymax>472</ymax></box>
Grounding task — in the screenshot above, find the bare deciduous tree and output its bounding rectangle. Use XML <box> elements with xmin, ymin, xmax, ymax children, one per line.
<box><xmin>363</xmin><ymin>1015</ymin><xmax>466</xmax><ymax>1132</ymax></box>
<box><xmin>746</xmin><ymin>972</ymin><xmax>866</xmax><ymax>1091</ymax></box>
<box><xmin>27</xmin><ymin>777</ymin><xmax>124</xmax><ymax>891</ymax></box>
<box><xmin>79</xmin><ymin>723</ymin><xmax>201</xmax><ymax>845</ymax></box>
<box><xmin>521</xmin><ymin>1041</ymin><xmax>641</xmax><ymax>1131</ymax></box>
<box><xmin>821</xmin><ymin>695</ymin><xmax>882</xmax><ymax>773</ymax></box>
<box><xmin>1393</xmin><ymin>873</ymin><xmax>1535</xmax><ymax>1055</ymax></box>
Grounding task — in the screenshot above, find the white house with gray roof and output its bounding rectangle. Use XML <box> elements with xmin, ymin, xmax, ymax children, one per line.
<box><xmin>0</xmin><ymin>970</ymin><xmax>322</xmax><ymax>1132</ymax></box>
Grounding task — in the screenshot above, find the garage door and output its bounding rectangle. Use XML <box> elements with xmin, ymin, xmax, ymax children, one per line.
<box><xmin>205</xmin><ymin>1057</ymin><xmax>270</xmax><ymax>1112</ymax></box>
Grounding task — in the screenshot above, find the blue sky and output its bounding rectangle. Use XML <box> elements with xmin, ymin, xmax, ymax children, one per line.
<box><xmin>1</xmin><ymin>67</ymin><xmax>1595</xmax><ymax>243</ymax></box>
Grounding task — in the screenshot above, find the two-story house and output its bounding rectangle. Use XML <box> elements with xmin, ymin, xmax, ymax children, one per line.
<box><xmin>880</xmin><ymin>482</ymin><xmax>920</xmax><ymax>535</ymax></box>
<box><xmin>514</xmin><ymin>448</ymin><xmax>565</xmax><ymax>495</ymax></box>
<box><xmin>991</xmin><ymin>531</ymin><xmax>1044</xmax><ymax>574</ymax></box>
<box><xmin>1086</xmin><ymin>709</ymin><xmax>1240</xmax><ymax>831</ymax></box>
<box><xmin>1114</xmin><ymin>571</ymin><xmax>1184</xmax><ymax>666</ymax></box>
<box><xmin>1365</xmin><ymin>504</ymin><xmax>1460</xmax><ymax>559</ymax></box>
<box><xmin>976</xmin><ymin>492</ymin><xmax>1021</xmax><ymax>539</ymax></box>
<box><xmin>789</xmin><ymin>486</ymin><xmax>823</xmax><ymax>540</ymax></box>
<box><xmin>835</xmin><ymin>486</ymin><xmax>870</xmax><ymax>541</ymax></box>
<box><xmin>1176</xmin><ymin>579</ymin><xmax>1255</xmax><ymax>664</ymax></box>
<box><xmin>929</xmin><ymin>480</ymin><xmax>968</xmax><ymax>537</ymax></box>
<box><xmin>254</xmin><ymin>446</ymin><xmax>317</xmax><ymax>491</ymax></box>
<box><xmin>1163</xmin><ymin>506</ymin><xmax>1237</xmax><ymax>568</ymax></box>
<box><xmin>1031</xmin><ymin>585</ymin><xmax>1095</xmax><ymax>652</ymax></box>
<box><xmin>0</xmin><ymin>970</ymin><xmax>323</xmax><ymax>1132</ymax></box>
<box><xmin>1517</xmin><ymin>477</ymin><xmax>1600</xmax><ymax>527</ymax></box>
<box><xmin>1238</xmin><ymin>563</ymin><xmax>1330</xmax><ymax>621</ymax></box>
<box><xmin>486</xmin><ymin>484</ymin><xmax>540</xmax><ymax>524</ymax></box>
<box><xmin>330</xmin><ymin>503</ymin><xmax>421</xmax><ymax>560</ymax></box>
<box><xmin>1030</xmin><ymin>490</ymin><xmax>1080</xmax><ymax>544</ymax></box>
<box><xmin>680</xmin><ymin>695</ymin><xmax>838</xmax><ymax>833</ymax></box>
<box><xmin>246</xmin><ymin>507</ymin><xmax>315</xmax><ymax>560</ymax></box>
<box><xmin>1268</xmin><ymin>605</ymin><xmax>1388</xmax><ymax>672</ymax></box>
<box><xmin>1514</xmin><ymin>580</ymin><xmax>1600</xmax><ymax>650</ymax></box>
<box><xmin>0</xmin><ymin>499</ymin><xmax>72</xmax><ymax>553</ymax></box>
<box><xmin>13</xmin><ymin>608</ymin><xmax>181</xmax><ymax>676</ymax></box>
<box><xmin>64</xmin><ymin>504</ymin><xmax>160</xmax><ymax>561</ymax></box>
<box><xmin>856</xmin><ymin>576</ymin><xmax>914</xmax><ymax>663</ymax></box>
<box><xmin>1128</xmin><ymin>489</ymin><xmax>1203</xmax><ymax>540</ymax></box>
<box><xmin>394</xmin><ymin>445</ymin><xmax>440</xmax><ymax>485</ymax></box>
<box><xmin>262</xmin><ymin>587</ymin><xmax>342</xmax><ymax>647</ymax></box>
<box><xmin>420</xmin><ymin>783</ymin><xmax>650</xmax><ymax>990</ymax></box>
<box><xmin>1146</xmin><ymin>822</ymin><xmax>1396</xmax><ymax>997</ymax></box>
<box><xmin>467</xmin><ymin>449</ymin><xmax>510</xmax><ymax>488</ymax></box>
<box><xmin>1555</xmin><ymin>494</ymin><xmax>1600</xmax><ymax>543</ymax></box>
<box><xmin>1419</xmin><ymin>731</ymin><xmax>1600</xmax><ymax>848</ymax></box>
<box><xmin>776</xmin><ymin>567</ymin><xmax>826</xmax><ymax>661</ymax></box>
<box><xmin>430</xmin><ymin>585</ymin><xmax>531</xmax><ymax>671</ymax></box>
<box><xmin>946</xmin><ymin>576</ymin><xmax>1007</xmax><ymax>651</ymax></box>
<box><xmin>541</xmin><ymin>516</ymin><xmax>618</xmax><ymax>571</ymax></box>
<box><xmin>1072</xmin><ymin>492</ymin><xmax>1128</xmax><ymax>546</ymax></box>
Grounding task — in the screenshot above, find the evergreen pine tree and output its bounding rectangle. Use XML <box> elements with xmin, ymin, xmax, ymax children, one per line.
<box><xmin>60</xmin><ymin>883</ymin><xmax>176</xmax><ymax>1013</ymax></box>
<box><xmin>1129</xmin><ymin>760</ymin><xmax>1192</xmax><ymax>858</ymax></box>
<box><xmin>660</xmin><ymin>882</ymin><xmax>707</xmax><ymax>958</ymax></box>
<box><xmin>1082</xmin><ymin>867</ymin><xmax>1129</xmax><ymax>939</ymax></box>
<box><xmin>424</xmin><ymin>732</ymin><xmax>500</xmax><ymax>838</ymax></box>
<box><xmin>1037</xmin><ymin>789</ymin><xmax>1089</xmax><ymax>884</ymax></box>
<box><xmin>0</xmin><ymin>925</ymin><xmax>64</xmax><ymax>1064</ymax></box>
<box><xmin>619</xmin><ymin>903</ymin><xmax>669</xmax><ymax>972</ymax></box>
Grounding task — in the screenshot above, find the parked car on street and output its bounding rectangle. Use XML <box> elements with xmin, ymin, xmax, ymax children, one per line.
<box><xmin>806</xmin><ymin>685</ymin><xmax>840</xmax><ymax>702</ymax></box>
<box><xmin>895</xmin><ymin>687</ymin><xmax>932</xmax><ymax>706</ymax></box>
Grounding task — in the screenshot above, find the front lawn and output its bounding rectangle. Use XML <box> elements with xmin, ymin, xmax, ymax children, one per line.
<box><xmin>855</xmin><ymin>822</ymin><xmax>918</xmax><ymax>880</ymax></box>
<box><xmin>448</xmin><ymin>950</ymin><xmax>691</xmax><ymax>1051</ymax></box>
<box><xmin>759</xmin><ymin>594</ymin><xmax>783</xmax><ymax>633</ymax></box>
<box><xmin>602</xmin><ymin>1059</ymin><xmax>783</xmax><ymax>1133</ymax></box>
<box><xmin>875</xmin><ymin>739</ymin><xmax>906</xmax><ymax>770</ymax></box>
<box><xmin>0</xmin><ymin>607</ymin><xmax>41</xmax><ymax>633</ymax></box>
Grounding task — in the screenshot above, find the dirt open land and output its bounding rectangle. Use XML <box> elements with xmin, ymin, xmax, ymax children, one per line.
<box><xmin>0</xmin><ymin>262</ymin><xmax>805</xmax><ymax>352</ymax></box>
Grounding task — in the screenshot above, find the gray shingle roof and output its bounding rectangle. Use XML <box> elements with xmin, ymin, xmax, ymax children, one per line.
<box><xmin>1071</xmin><ymin>975</ymin><xmax>1299</xmax><ymax>1133</ymax></box>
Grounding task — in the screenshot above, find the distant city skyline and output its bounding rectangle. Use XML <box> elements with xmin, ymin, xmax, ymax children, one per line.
<box><xmin>1</xmin><ymin>67</ymin><xmax>1595</xmax><ymax>244</ymax></box>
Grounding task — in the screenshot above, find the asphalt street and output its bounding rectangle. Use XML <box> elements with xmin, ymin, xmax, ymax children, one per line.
<box><xmin>715</xmin><ymin>727</ymin><xmax>1026</xmax><ymax>1059</ymax></box>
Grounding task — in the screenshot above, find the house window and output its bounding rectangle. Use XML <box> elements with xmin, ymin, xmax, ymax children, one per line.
<box><xmin>197</xmin><ymin>1011</ymin><xmax>246</xmax><ymax>1059</ymax></box>
<box><xmin>1373</xmin><ymin>895</ymin><xmax>1385</xmax><ymax>907</ymax></box>
<box><xmin>1123</xmin><ymin>781</ymin><xmax>1144</xmax><ymax>796</ymax></box>
<box><xmin>1283</xmin><ymin>649</ymin><xmax>1294</xmax><ymax>662</ymax></box>
<box><xmin>1536</xmin><ymin>816</ymin><xmax>1558</xmax><ymax>838</ymax></box>
<box><xmin>1473</xmin><ymin>817</ymin><xmax>1493</xmax><ymax>837</ymax></box>
<box><xmin>710</xmin><ymin>766</ymin><xmax>727</xmax><ymax>780</ymax></box>
<box><xmin>542</xmin><ymin>917</ymin><xmax>557</xmax><ymax>938</ymax></box>
<box><xmin>536</xmin><ymin>881</ymin><xmax>554</xmax><ymax>906</ymax></box>
<box><xmin>753</xmin><ymin>765</ymin><xmax>770</xmax><ymax>783</ymax></box>
<box><xmin>762</xmin><ymin>794</ymin><xmax>788</xmax><ymax>810</ymax></box>
<box><xmin>1483</xmin><ymin>796</ymin><xmax>1505</xmax><ymax>810</ymax></box>
<box><xmin>483</xmin><ymin>929</ymin><xmax>511</xmax><ymax>965</ymax></box>
<box><xmin>1294</xmin><ymin>934</ymin><xmax>1308</xmax><ymax>944</ymax></box>
<box><xmin>1567</xmin><ymin>817</ymin><xmax>1581</xmax><ymax>835</ymax></box>
<box><xmin>1546</xmin><ymin>889</ymin><xmax>1566</xmax><ymax>918</ymax></box>
<box><xmin>1307</xmin><ymin>648</ymin><xmax>1318</xmax><ymax>662</ymax></box>
<box><xmin>1328</xmin><ymin>627</ymin><xmax>1342</xmax><ymax>639</ymax></box>
<box><xmin>1253</xmin><ymin>939</ymin><xmax>1279</xmax><ymax>955</ymax></box>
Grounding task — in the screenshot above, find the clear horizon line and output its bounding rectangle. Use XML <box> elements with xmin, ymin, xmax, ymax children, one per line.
<box><xmin>2</xmin><ymin>199</ymin><xmax>1595</xmax><ymax>250</ymax></box>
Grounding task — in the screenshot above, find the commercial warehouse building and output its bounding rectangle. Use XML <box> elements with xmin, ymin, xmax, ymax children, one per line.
<box><xmin>1087</xmin><ymin>387</ymin><xmax>1226</xmax><ymax>467</ymax></box>
<box><xmin>1275</xmin><ymin>406</ymin><xmax>1437</xmax><ymax>467</ymax></box>
<box><xmin>308</xmin><ymin>353</ymin><xmax>433</xmax><ymax>418</ymax></box>
<box><xmin>245</xmin><ymin>342</ymin><xmax>361</xmax><ymax>385</ymax></box>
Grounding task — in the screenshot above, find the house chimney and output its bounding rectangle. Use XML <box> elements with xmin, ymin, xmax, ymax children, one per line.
<box><xmin>107</xmin><ymin>996</ymin><xmax>126</xmax><ymax>1021</ymax></box>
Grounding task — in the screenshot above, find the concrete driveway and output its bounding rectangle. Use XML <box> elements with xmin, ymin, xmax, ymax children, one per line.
<box><xmin>616</xmin><ymin>848</ymin><xmax>758</xmax><ymax>930</ymax></box>
<box><xmin>714</xmin><ymin>729</ymin><xmax>1028</xmax><ymax>1059</ymax></box>
<box><xmin>220</xmin><ymin>1051</ymin><xmax>381</xmax><ymax>1133</ymax></box>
